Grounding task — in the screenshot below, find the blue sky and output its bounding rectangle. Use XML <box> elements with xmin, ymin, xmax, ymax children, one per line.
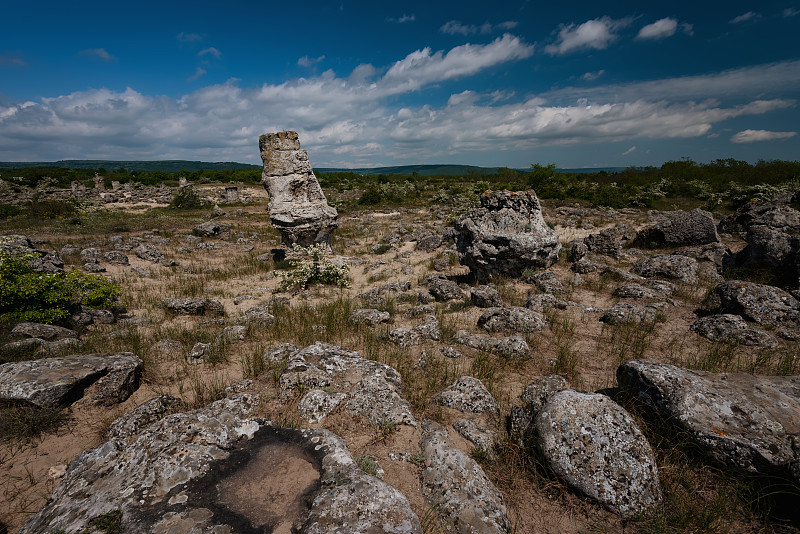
<box><xmin>1</xmin><ymin>0</ymin><xmax>799</xmax><ymax>168</ymax></box>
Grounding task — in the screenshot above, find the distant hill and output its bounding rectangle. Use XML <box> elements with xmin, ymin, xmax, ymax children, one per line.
<box><xmin>0</xmin><ymin>160</ymin><xmax>628</xmax><ymax>175</ymax></box>
<box><xmin>0</xmin><ymin>160</ymin><xmax>261</xmax><ymax>172</ymax></box>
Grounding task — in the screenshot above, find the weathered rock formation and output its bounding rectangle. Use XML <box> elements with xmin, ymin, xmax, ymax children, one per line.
<box><xmin>259</xmin><ymin>131</ymin><xmax>337</xmax><ymax>248</ymax></box>
<box><xmin>20</xmin><ymin>394</ymin><xmax>422</xmax><ymax>533</ymax></box>
<box><xmin>618</xmin><ymin>360</ymin><xmax>800</xmax><ymax>484</ymax></box>
<box><xmin>712</xmin><ymin>280</ymin><xmax>800</xmax><ymax>328</ymax></box>
<box><xmin>634</xmin><ymin>208</ymin><xmax>720</xmax><ymax>247</ymax></box>
<box><xmin>455</xmin><ymin>190</ymin><xmax>560</xmax><ymax>279</ymax></box>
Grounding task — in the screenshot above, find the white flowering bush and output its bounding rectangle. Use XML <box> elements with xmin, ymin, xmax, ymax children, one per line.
<box><xmin>277</xmin><ymin>244</ymin><xmax>350</xmax><ymax>291</ymax></box>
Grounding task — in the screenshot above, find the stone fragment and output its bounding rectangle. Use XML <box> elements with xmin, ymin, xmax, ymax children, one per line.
<box><xmin>133</xmin><ymin>243</ymin><xmax>164</xmax><ymax>262</ymax></box>
<box><xmin>453</xmin><ymin>419</ymin><xmax>498</xmax><ymax>454</ymax></box>
<box><xmin>477</xmin><ymin>306</ymin><xmax>548</xmax><ymax>333</ymax></box>
<box><xmin>454</xmin><ymin>331</ymin><xmax>530</xmax><ymax>358</ymax></box>
<box><xmin>0</xmin><ymin>353</ymin><xmax>142</xmax><ymax>407</ymax></box>
<box><xmin>162</xmin><ymin>298</ymin><xmax>225</xmax><ymax>316</ymax></box>
<box><xmin>435</xmin><ymin>376</ymin><xmax>499</xmax><ymax>415</ymax></box>
<box><xmin>713</xmin><ymin>280</ymin><xmax>800</xmax><ymax>328</ymax></box>
<box><xmin>102</xmin><ymin>250</ymin><xmax>129</xmax><ymax>265</ymax></box>
<box><xmin>600</xmin><ymin>303</ymin><xmax>665</xmax><ymax>325</ymax></box>
<box><xmin>260</xmin><ymin>131</ymin><xmax>338</xmax><ymax>248</ymax></box>
<box><xmin>420</xmin><ymin>420</ymin><xmax>510</xmax><ymax>533</ymax></box>
<box><xmin>234</xmin><ymin>302</ymin><xmax>275</xmax><ymax>326</ymax></box>
<box><xmin>187</xmin><ymin>342</ymin><xmax>212</xmax><ymax>364</ymax></box>
<box><xmin>618</xmin><ymin>360</ymin><xmax>800</xmax><ymax>483</ymax></box>
<box><xmin>524</xmin><ymin>293</ymin><xmax>569</xmax><ymax>312</ymax></box>
<box><xmin>428</xmin><ymin>277</ymin><xmax>466</xmax><ymax>301</ymax></box>
<box><xmin>690</xmin><ymin>314</ymin><xmax>778</xmax><ymax>347</ymax></box>
<box><xmin>389</xmin><ymin>328</ymin><xmax>421</xmax><ymax>347</ymax></box>
<box><xmin>534</xmin><ymin>389</ymin><xmax>662</xmax><ymax>517</ymax></box>
<box><xmin>583</xmin><ymin>226</ymin><xmax>625</xmax><ymax>259</ymax></box>
<box><xmin>106</xmin><ymin>394</ymin><xmax>183</xmax><ymax>442</ymax></box>
<box><xmin>521</xmin><ymin>374</ymin><xmax>568</xmax><ymax>414</ymax></box>
<box><xmin>11</xmin><ymin>322</ymin><xmax>77</xmax><ymax>341</ymax></box>
<box><xmin>455</xmin><ymin>190</ymin><xmax>561</xmax><ymax>280</ymax></box>
<box><xmin>632</xmin><ymin>255</ymin><xmax>698</xmax><ymax>283</ymax></box>
<box><xmin>262</xmin><ymin>342</ymin><xmax>300</xmax><ymax>365</ymax></box>
<box><xmin>349</xmin><ymin>308</ymin><xmax>391</xmax><ymax>326</ymax></box>
<box><xmin>526</xmin><ymin>270</ymin><xmax>566</xmax><ymax>294</ymax></box>
<box><xmin>470</xmin><ymin>285</ymin><xmax>503</xmax><ymax>308</ymax></box>
<box><xmin>634</xmin><ymin>209</ymin><xmax>719</xmax><ymax>247</ymax></box>
<box><xmin>83</xmin><ymin>262</ymin><xmax>106</xmax><ymax>273</ymax></box>
<box><xmin>614</xmin><ymin>280</ymin><xmax>676</xmax><ymax>299</ymax></box>
<box><xmin>192</xmin><ymin>219</ymin><xmax>230</xmax><ymax>238</ymax></box>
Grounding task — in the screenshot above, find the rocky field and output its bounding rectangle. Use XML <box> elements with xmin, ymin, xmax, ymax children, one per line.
<box><xmin>1</xmin><ymin>167</ymin><xmax>800</xmax><ymax>533</ymax></box>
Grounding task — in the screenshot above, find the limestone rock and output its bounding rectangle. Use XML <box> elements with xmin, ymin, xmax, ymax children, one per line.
<box><xmin>349</xmin><ymin>308</ymin><xmax>391</xmax><ymax>326</ymax></box>
<box><xmin>614</xmin><ymin>280</ymin><xmax>676</xmax><ymax>299</ymax></box>
<box><xmin>583</xmin><ymin>226</ymin><xmax>625</xmax><ymax>259</ymax></box>
<box><xmin>419</xmin><ymin>420</ymin><xmax>510</xmax><ymax>533</ymax></box>
<box><xmin>690</xmin><ymin>314</ymin><xmax>778</xmax><ymax>347</ymax></box>
<box><xmin>434</xmin><ymin>376</ymin><xmax>499</xmax><ymax>415</ymax></box>
<box><xmin>521</xmin><ymin>375</ymin><xmax>568</xmax><ymax>414</ymax></box>
<box><xmin>477</xmin><ymin>306</ymin><xmax>548</xmax><ymax>333</ymax></box>
<box><xmin>262</xmin><ymin>342</ymin><xmax>300</xmax><ymax>364</ymax></box>
<box><xmin>455</xmin><ymin>190</ymin><xmax>560</xmax><ymax>280</ymax></box>
<box><xmin>297</xmin><ymin>389</ymin><xmax>346</xmax><ymax>424</ymax></box>
<box><xmin>453</xmin><ymin>418</ymin><xmax>498</xmax><ymax>453</ymax></box>
<box><xmin>454</xmin><ymin>331</ymin><xmax>530</xmax><ymax>358</ymax></box>
<box><xmin>471</xmin><ymin>285</ymin><xmax>503</xmax><ymax>308</ymax></box>
<box><xmin>634</xmin><ymin>209</ymin><xmax>719</xmax><ymax>247</ymax></box>
<box><xmin>235</xmin><ymin>302</ymin><xmax>275</xmax><ymax>326</ymax></box>
<box><xmin>600</xmin><ymin>303</ymin><xmax>665</xmax><ymax>325</ymax></box>
<box><xmin>133</xmin><ymin>243</ymin><xmax>164</xmax><ymax>262</ymax></box>
<box><xmin>632</xmin><ymin>255</ymin><xmax>698</xmax><ymax>284</ymax></box>
<box><xmin>713</xmin><ymin>280</ymin><xmax>800</xmax><ymax>328</ymax></box>
<box><xmin>162</xmin><ymin>298</ymin><xmax>225</xmax><ymax>316</ymax></box>
<box><xmin>524</xmin><ymin>293</ymin><xmax>569</xmax><ymax>313</ymax></box>
<box><xmin>0</xmin><ymin>353</ymin><xmax>142</xmax><ymax>407</ymax></box>
<box><xmin>102</xmin><ymin>250</ymin><xmax>129</xmax><ymax>265</ymax></box>
<box><xmin>21</xmin><ymin>395</ymin><xmax>422</xmax><ymax>534</ymax></box>
<box><xmin>106</xmin><ymin>394</ymin><xmax>183</xmax><ymax>442</ymax></box>
<box><xmin>259</xmin><ymin>131</ymin><xmax>337</xmax><ymax>248</ymax></box>
<box><xmin>11</xmin><ymin>322</ymin><xmax>77</xmax><ymax>341</ymax></box>
<box><xmin>0</xmin><ymin>235</ymin><xmax>64</xmax><ymax>273</ymax></box>
<box><xmin>618</xmin><ymin>360</ymin><xmax>800</xmax><ymax>483</ymax></box>
<box><xmin>428</xmin><ymin>277</ymin><xmax>466</xmax><ymax>301</ymax></box>
<box><xmin>534</xmin><ymin>389</ymin><xmax>662</xmax><ymax>517</ymax></box>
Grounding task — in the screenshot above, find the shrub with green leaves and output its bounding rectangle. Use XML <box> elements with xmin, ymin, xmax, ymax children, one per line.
<box><xmin>277</xmin><ymin>244</ymin><xmax>350</xmax><ymax>291</ymax></box>
<box><xmin>169</xmin><ymin>186</ymin><xmax>204</xmax><ymax>209</ymax></box>
<box><xmin>0</xmin><ymin>252</ymin><xmax>122</xmax><ymax>325</ymax></box>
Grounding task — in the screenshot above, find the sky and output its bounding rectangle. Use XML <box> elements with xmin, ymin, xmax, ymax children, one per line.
<box><xmin>1</xmin><ymin>0</ymin><xmax>799</xmax><ymax>169</ymax></box>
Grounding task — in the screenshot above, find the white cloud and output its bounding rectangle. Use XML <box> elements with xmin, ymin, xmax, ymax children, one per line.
<box><xmin>582</xmin><ymin>70</ymin><xmax>605</xmax><ymax>81</ymax></box>
<box><xmin>784</xmin><ymin>8</ymin><xmax>800</xmax><ymax>17</ymax></box>
<box><xmin>199</xmin><ymin>47</ymin><xmax>221</xmax><ymax>59</ymax></box>
<box><xmin>622</xmin><ymin>146</ymin><xmax>637</xmax><ymax>156</ymax></box>
<box><xmin>730</xmin><ymin>11</ymin><xmax>759</xmax><ymax>24</ymax></box>
<box><xmin>79</xmin><ymin>48</ymin><xmax>115</xmax><ymax>62</ymax></box>
<box><xmin>637</xmin><ymin>18</ymin><xmax>678</xmax><ymax>40</ymax></box>
<box><xmin>298</xmin><ymin>55</ymin><xmax>326</xmax><ymax>67</ymax></box>
<box><xmin>440</xmin><ymin>20</ymin><xmax>519</xmax><ymax>35</ymax></box>
<box><xmin>387</xmin><ymin>14</ymin><xmax>415</xmax><ymax>23</ymax></box>
<box><xmin>177</xmin><ymin>32</ymin><xmax>202</xmax><ymax>42</ymax></box>
<box><xmin>731</xmin><ymin>129</ymin><xmax>797</xmax><ymax>143</ymax></box>
<box><xmin>187</xmin><ymin>67</ymin><xmax>206</xmax><ymax>82</ymax></box>
<box><xmin>0</xmin><ymin>53</ymin><xmax>26</xmax><ymax>67</ymax></box>
<box><xmin>545</xmin><ymin>16</ymin><xmax>632</xmax><ymax>55</ymax></box>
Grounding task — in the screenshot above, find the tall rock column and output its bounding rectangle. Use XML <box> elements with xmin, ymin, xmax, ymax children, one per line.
<box><xmin>259</xmin><ymin>131</ymin><xmax>337</xmax><ymax>249</ymax></box>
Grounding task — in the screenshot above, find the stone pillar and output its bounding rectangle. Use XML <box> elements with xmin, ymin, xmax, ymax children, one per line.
<box><xmin>111</xmin><ymin>181</ymin><xmax>121</xmax><ymax>190</ymax></box>
<box><xmin>224</xmin><ymin>186</ymin><xmax>240</xmax><ymax>203</ymax></box>
<box><xmin>93</xmin><ymin>173</ymin><xmax>105</xmax><ymax>190</ymax></box>
<box><xmin>179</xmin><ymin>177</ymin><xmax>188</xmax><ymax>187</ymax></box>
<box><xmin>259</xmin><ymin>131</ymin><xmax>337</xmax><ymax>249</ymax></box>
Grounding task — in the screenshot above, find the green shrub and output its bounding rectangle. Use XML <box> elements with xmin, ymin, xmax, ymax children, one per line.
<box><xmin>277</xmin><ymin>244</ymin><xmax>351</xmax><ymax>291</ymax></box>
<box><xmin>0</xmin><ymin>252</ymin><xmax>122</xmax><ymax>325</ymax></box>
<box><xmin>169</xmin><ymin>186</ymin><xmax>204</xmax><ymax>209</ymax></box>
<box><xmin>0</xmin><ymin>203</ymin><xmax>22</xmax><ymax>219</ymax></box>
<box><xmin>27</xmin><ymin>198</ymin><xmax>79</xmax><ymax>219</ymax></box>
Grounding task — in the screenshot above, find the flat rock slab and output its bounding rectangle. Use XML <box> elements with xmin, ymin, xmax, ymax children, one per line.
<box><xmin>20</xmin><ymin>394</ymin><xmax>421</xmax><ymax>534</ymax></box>
<box><xmin>713</xmin><ymin>280</ymin><xmax>800</xmax><ymax>328</ymax></box>
<box><xmin>420</xmin><ymin>420</ymin><xmax>510</xmax><ymax>533</ymax></box>
<box><xmin>435</xmin><ymin>376</ymin><xmax>499</xmax><ymax>415</ymax></box>
<box><xmin>618</xmin><ymin>359</ymin><xmax>800</xmax><ymax>483</ymax></box>
<box><xmin>0</xmin><ymin>353</ymin><xmax>142</xmax><ymax>407</ymax></box>
<box><xmin>690</xmin><ymin>314</ymin><xmax>778</xmax><ymax>347</ymax></box>
<box><xmin>535</xmin><ymin>389</ymin><xmax>662</xmax><ymax>518</ymax></box>
<box><xmin>455</xmin><ymin>330</ymin><xmax>530</xmax><ymax>358</ymax></box>
<box><xmin>11</xmin><ymin>322</ymin><xmax>77</xmax><ymax>341</ymax></box>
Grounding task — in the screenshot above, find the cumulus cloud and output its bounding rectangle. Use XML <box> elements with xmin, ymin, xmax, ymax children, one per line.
<box><xmin>199</xmin><ymin>47</ymin><xmax>221</xmax><ymax>59</ymax></box>
<box><xmin>731</xmin><ymin>129</ymin><xmax>797</xmax><ymax>143</ymax></box>
<box><xmin>298</xmin><ymin>55</ymin><xmax>326</xmax><ymax>67</ymax></box>
<box><xmin>730</xmin><ymin>11</ymin><xmax>760</xmax><ymax>24</ymax></box>
<box><xmin>637</xmin><ymin>18</ymin><xmax>677</xmax><ymax>40</ymax></box>
<box><xmin>79</xmin><ymin>48</ymin><xmax>115</xmax><ymax>62</ymax></box>
<box><xmin>545</xmin><ymin>16</ymin><xmax>632</xmax><ymax>55</ymax></box>
<box><xmin>0</xmin><ymin>53</ymin><xmax>26</xmax><ymax>67</ymax></box>
<box><xmin>440</xmin><ymin>20</ymin><xmax>519</xmax><ymax>35</ymax></box>
<box><xmin>177</xmin><ymin>32</ymin><xmax>202</xmax><ymax>42</ymax></box>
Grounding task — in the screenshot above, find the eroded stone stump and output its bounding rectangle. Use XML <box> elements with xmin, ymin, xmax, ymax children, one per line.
<box><xmin>259</xmin><ymin>131</ymin><xmax>337</xmax><ymax>249</ymax></box>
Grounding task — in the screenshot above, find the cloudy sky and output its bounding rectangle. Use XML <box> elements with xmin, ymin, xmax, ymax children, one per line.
<box><xmin>1</xmin><ymin>0</ymin><xmax>799</xmax><ymax>168</ymax></box>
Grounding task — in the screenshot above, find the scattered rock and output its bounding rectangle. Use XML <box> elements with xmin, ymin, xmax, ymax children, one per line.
<box><xmin>455</xmin><ymin>331</ymin><xmax>530</xmax><ymax>358</ymax></box>
<box><xmin>349</xmin><ymin>308</ymin><xmax>391</xmax><ymax>326</ymax></box>
<box><xmin>106</xmin><ymin>394</ymin><xmax>183</xmax><ymax>442</ymax></box>
<box><xmin>419</xmin><ymin>420</ymin><xmax>510</xmax><ymax>533</ymax></box>
<box><xmin>235</xmin><ymin>302</ymin><xmax>275</xmax><ymax>326</ymax></box>
<box><xmin>614</xmin><ymin>280</ymin><xmax>676</xmax><ymax>299</ymax></box>
<box><xmin>632</xmin><ymin>255</ymin><xmax>698</xmax><ymax>284</ymax></box>
<box><xmin>192</xmin><ymin>219</ymin><xmax>230</xmax><ymax>238</ymax></box>
<box><xmin>455</xmin><ymin>190</ymin><xmax>560</xmax><ymax>280</ymax></box>
<box><xmin>102</xmin><ymin>250</ymin><xmax>129</xmax><ymax>265</ymax></box>
<box><xmin>133</xmin><ymin>243</ymin><xmax>164</xmax><ymax>263</ymax></box>
<box><xmin>453</xmin><ymin>418</ymin><xmax>498</xmax><ymax>453</ymax></box>
<box><xmin>634</xmin><ymin>209</ymin><xmax>719</xmax><ymax>247</ymax></box>
<box><xmin>477</xmin><ymin>306</ymin><xmax>548</xmax><ymax>333</ymax></box>
<box><xmin>262</xmin><ymin>342</ymin><xmax>300</xmax><ymax>365</ymax></box>
<box><xmin>600</xmin><ymin>303</ymin><xmax>665</xmax><ymax>325</ymax></box>
<box><xmin>712</xmin><ymin>280</ymin><xmax>800</xmax><ymax>328</ymax></box>
<box><xmin>435</xmin><ymin>376</ymin><xmax>499</xmax><ymax>415</ymax></box>
<box><xmin>0</xmin><ymin>235</ymin><xmax>63</xmax><ymax>273</ymax></box>
<box><xmin>690</xmin><ymin>314</ymin><xmax>778</xmax><ymax>347</ymax></box>
<box><xmin>428</xmin><ymin>277</ymin><xmax>466</xmax><ymax>301</ymax></box>
<box><xmin>524</xmin><ymin>293</ymin><xmax>569</xmax><ymax>313</ymax></box>
<box><xmin>534</xmin><ymin>389</ymin><xmax>662</xmax><ymax>517</ymax></box>
<box><xmin>618</xmin><ymin>360</ymin><xmax>800</xmax><ymax>484</ymax></box>
<box><xmin>0</xmin><ymin>353</ymin><xmax>142</xmax><ymax>407</ymax></box>
<box><xmin>162</xmin><ymin>298</ymin><xmax>225</xmax><ymax>316</ymax></box>
<box><xmin>470</xmin><ymin>285</ymin><xmax>503</xmax><ymax>308</ymax></box>
<box><xmin>11</xmin><ymin>322</ymin><xmax>77</xmax><ymax>341</ymax></box>
<box><xmin>582</xmin><ymin>226</ymin><xmax>625</xmax><ymax>259</ymax></box>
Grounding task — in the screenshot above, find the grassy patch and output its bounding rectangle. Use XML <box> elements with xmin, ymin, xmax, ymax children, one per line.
<box><xmin>0</xmin><ymin>405</ymin><xmax>69</xmax><ymax>442</ymax></box>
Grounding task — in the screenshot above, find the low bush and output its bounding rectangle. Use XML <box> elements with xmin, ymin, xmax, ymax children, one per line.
<box><xmin>0</xmin><ymin>252</ymin><xmax>122</xmax><ymax>325</ymax></box>
<box><xmin>169</xmin><ymin>186</ymin><xmax>204</xmax><ymax>209</ymax></box>
<box><xmin>277</xmin><ymin>244</ymin><xmax>351</xmax><ymax>291</ymax></box>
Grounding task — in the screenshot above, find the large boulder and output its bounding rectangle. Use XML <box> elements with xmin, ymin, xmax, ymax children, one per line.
<box><xmin>618</xmin><ymin>360</ymin><xmax>800</xmax><ymax>483</ymax></box>
<box><xmin>477</xmin><ymin>306</ymin><xmax>548</xmax><ymax>333</ymax></box>
<box><xmin>690</xmin><ymin>314</ymin><xmax>778</xmax><ymax>347</ymax></box>
<box><xmin>631</xmin><ymin>254</ymin><xmax>698</xmax><ymax>283</ymax></box>
<box><xmin>419</xmin><ymin>420</ymin><xmax>510</xmax><ymax>533</ymax></box>
<box><xmin>712</xmin><ymin>280</ymin><xmax>800</xmax><ymax>328</ymax></box>
<box><xmin>454</xmin><ymin>190</ymin><xmax>560</xmax><ymax>280</ymax></box>
<box><xmin>634</xmin><ymin>208</ymin><xmax>719</xmax><ymax>247</ymax></box>
<box><xmin>0</xmin><ymin>353</ymin><xmax>142</xmax><ymax>407</ymax></box>
<box><xmin>20</xmin><ymin>394</ymin><xmax>422</xmax><ymax>534</ymax></box>
<box><xmin>259</xmin><ymin>131</ymin><xmax>338</xmax><ymax>249</ymax></box>
<box><xmin>534</xmin><ymin>389</ymin><xmax>662</xmax><ymax>518</ymax></box>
